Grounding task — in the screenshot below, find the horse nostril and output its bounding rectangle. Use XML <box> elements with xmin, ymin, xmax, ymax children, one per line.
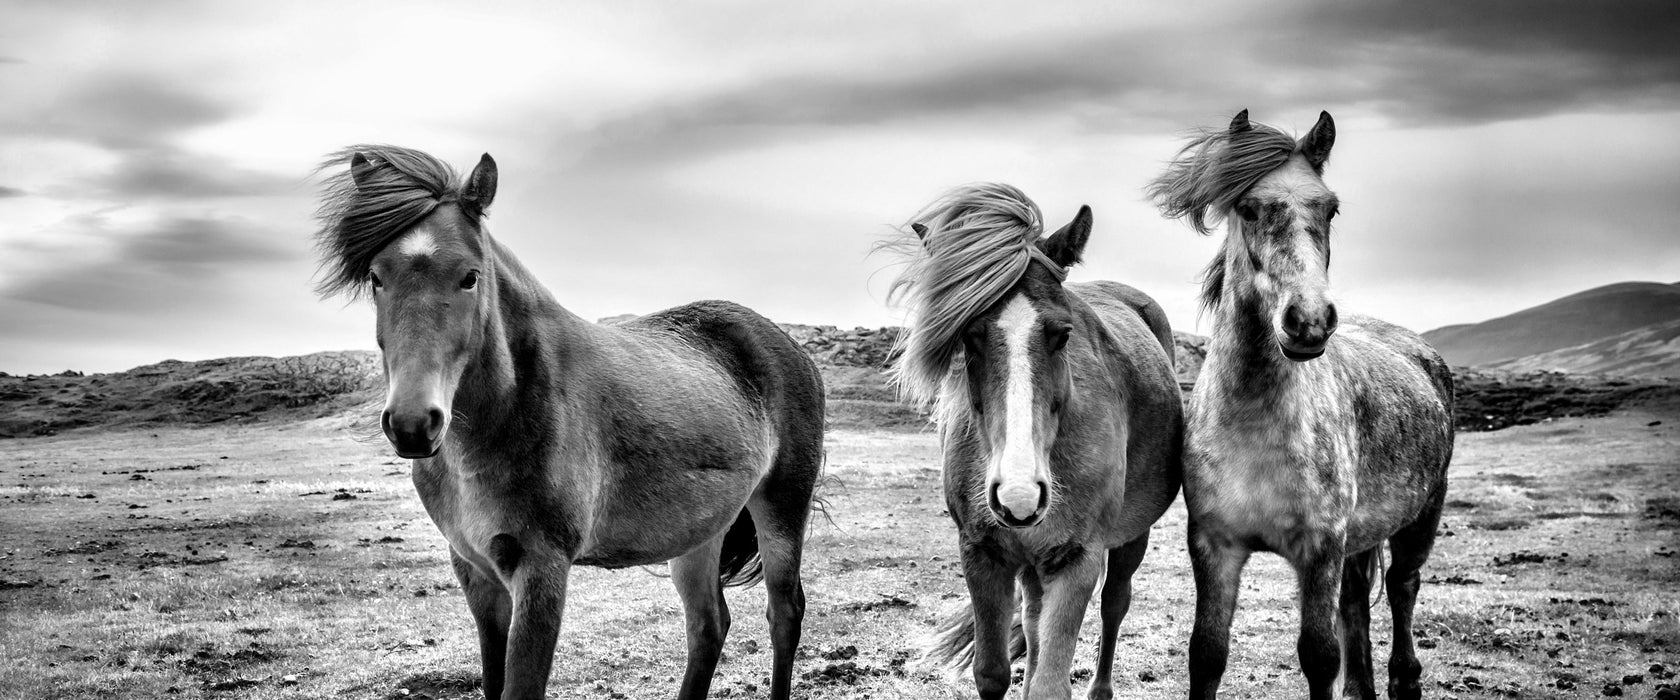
<box><xmin>426</xmin><ymin>407</ymin><xmax>446</xmax><ymax>439</ymax></box>
<box><xmin>1035</xmin><ymin>481</ymin><xmax>1050</xmax><ymax>513</ymax></box>
<box><xmin>1324</xmin><ymin>303</ymin><xmax>1340</xmax><ymax>335</ymax></box>
<box><xmin>380</xmin><ymin>411</ymin><xmax>395</xmax><ymax>440</ymax></box>
<box><xmin>1283</xmin><ymin>303</ymin><xmax>1307</xmax><ymax>338</ymax></box>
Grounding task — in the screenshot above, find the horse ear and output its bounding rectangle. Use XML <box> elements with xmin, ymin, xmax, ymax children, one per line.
<box><xmin>1229</xmin><ymin>108</ymin><xmax>1251</xmax><ymax>134</ymax></box>
<box><xmin>1040</xmin><ymin>205</ymin><xmax>1093</xmax><ymax>269</ymax></box>
<box><xmin>350</xmin><ymin>152</ymin><xmax>378</xmax><ymax>189</ymax></box>
<box><xmin>1300</xmin><ymin>111</ymin><xmax>1335</xmax><ymax>172</ymax></box>
<box><xmin>463</xmin><ymin>153</ymin><xmax>498</xmax><ymax>215</ymax></box>
<box><xmin>911</xmin><ymin>222</ymin><xmax>929</xmax><ymax>243</ymax></box>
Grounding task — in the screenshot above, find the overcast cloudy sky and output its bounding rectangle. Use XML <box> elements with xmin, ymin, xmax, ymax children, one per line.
<box><xmin>2</xmin><ymin>1</ymin><xmax>1677</xmax><ymax>373</ymax></box>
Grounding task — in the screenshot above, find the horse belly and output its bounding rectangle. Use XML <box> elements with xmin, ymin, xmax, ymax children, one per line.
<box><xmin>577</xmin><ymin>457</ymin><xmax>767</xmax><ymax>567</ymax></box>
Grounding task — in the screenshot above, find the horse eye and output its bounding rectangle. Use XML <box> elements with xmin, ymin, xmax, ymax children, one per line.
<box><xmin>369</xmin><ymin>271</ymin><xmax>383</xmax><ymax>289</ymax></box>
<box><xmin>1046</xmin><ymin>325</ymin><xmax>1071</xmax><ymax>353</ymax></box>
<box><xmin>1327</xmin><ymin>204</ymin><xmax>1340</xmax><ymax>221</ymax></box>
<box><xmin>1235</xmin><ymin>202</ymin><xmax>1259</xmax><ymax>222</ymax></box>
<box><xmin>460</xmin><ymin>271</ymin><xmax>479</xmax><ymax>290</ymax></box>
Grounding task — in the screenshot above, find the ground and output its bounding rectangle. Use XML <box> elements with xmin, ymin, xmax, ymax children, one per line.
<box><xmin>1</xmin><ymin>400</ymin><xmax>1676</xmax><ymax>699</ymax></box>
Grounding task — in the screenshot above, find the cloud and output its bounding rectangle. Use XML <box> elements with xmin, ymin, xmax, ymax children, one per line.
<box><xmin>90</xmin><ymin>148</ymin><xmax>296</xmax><ymax>199</ymax></box>
<box><xmin>560</xmin><ymin>0</ymin><xmax>1680</xmax><ymax>173</ymax></box>
<box><xmin>9</xmin><ymin>71</ymin><xmax>239</xmax><ymax>151</ymax></box>
<box><xmin>0</xmin><ymin>186</ymin><xmax>24</xmax><ymax>197</ymax></box>
<box><xmin>0</xmin><ymin>215</ymin><xmax>300</xmax><ymax>316</ymax></box>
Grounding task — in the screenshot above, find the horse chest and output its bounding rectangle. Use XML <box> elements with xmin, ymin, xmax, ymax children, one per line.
<box><xmin>1187</xmin><ymin>420</ymin><xmax>1357</xmax><ymax>543</ymax></box>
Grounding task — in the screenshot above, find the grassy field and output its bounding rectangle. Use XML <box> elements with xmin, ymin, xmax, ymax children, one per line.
<box><xmin>1</xmin><ymin>400</ymin><xmax>1676</xmax><ymax>699</ymax></box>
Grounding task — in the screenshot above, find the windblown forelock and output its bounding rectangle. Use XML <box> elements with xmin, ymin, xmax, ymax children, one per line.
<box><xmin>1146</xmin><ymin>121</ymin><xmax>1299</xmax><ymax>235</ymax></box>
<box><xmin>312</xmin><ymin>145</ymin><xmax>464</xmax><ymax>299</ymax></box>
<box><xmin>878</xmin><ymin>183</ymin><xmax>1052</xmax><ymax>424</ymax></box>
<box><xmin>1147</xmin><ymin>118</ymin><xmax>1301</xmax><ymax>313</ymax></box>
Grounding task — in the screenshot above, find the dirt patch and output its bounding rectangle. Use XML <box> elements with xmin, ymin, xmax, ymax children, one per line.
<box><xmin>1645</xmin><ymin>497</ymin><xmax>1680</xmax><ymax>525</ymax></box>
<box><xmin>385</xmin><ymin>671</ymin><xmax>481</xmax><ymax>700</ymax></box>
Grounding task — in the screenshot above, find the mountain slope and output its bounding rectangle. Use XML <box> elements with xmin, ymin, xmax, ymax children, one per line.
<box><xmin>1486</xmin><ymin>318</ymin><xmax>1680</xmax><ymax>378</ymax></box>
<box><xmin>1423</xmin><ymin>282</ymin><xmax>1680</xmax><ymax>366</ymax></box>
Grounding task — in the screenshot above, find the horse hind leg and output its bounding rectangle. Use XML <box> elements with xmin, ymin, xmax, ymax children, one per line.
<box><xmin>1337</xmin><ymin>548</ymin><xmax>1380</xmax><ymax>699</ymax></box>
<box><xmin>671</xmin><ymin>534</ymin><xmax>732</xmax><ymax>700</ymax></box>
<box><xmin>1386</xmin><ymin>489</ymin><xmax>1446</xmax><ymax>700</ymax></box>
<box><xmin>1088</xmin><ymin>533</ymin><xmax>1148</xmax><ymax>700</ymax></box>
<box><xmin>745</xmin><ymin>457</ymin><xmax>816</xmax><ymax>700</ymax></box>
<box><xmin>1018</xmin><ymin>567</ymin><xmax>1045</xmax><ymax>695</ymax></box>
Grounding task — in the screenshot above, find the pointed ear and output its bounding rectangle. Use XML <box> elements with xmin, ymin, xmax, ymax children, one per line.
<box><xmin>1039</xmin><ymin>205</ymin><xmax>1093</xmax><ymax>268</ymax></box>
<box><xmin>910</xmin><ymin>222</ymin><xmax>929</xmax><ymax>243</ymax></box>
<box><xmin>350</xmin><ymin>153</ymin><xmax>378</xmax><ymax>189</ymax></box>
<box><xmin>1229</xmin><ymin>108</ymin><xmax>1251</xmax><ymax>134</ymax></box>
<box><xmin>462</xmin><ymin>153</ymin><xmax>498</xmax><ymax>216</ymax></box>
<box><xmin>1299</xmin><ymin>111</ymin><xmax>1335</xmax><ymax>172</ymax></box>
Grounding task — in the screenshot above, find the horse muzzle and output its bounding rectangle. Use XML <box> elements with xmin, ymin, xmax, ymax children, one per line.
<box><xmin>987</xmin><ymin>480</ymin><xmax>1049</xmax><ymax>528</ymax></box>
<box><xmin>1277</xmin><ymin>299</ymin><xmax>1338</xmax><ymax>362</ymax></box>
<box><xmin>382</xmin><ymin>407</ymin><xmax>445</xmax><ymax>459</ymax></box>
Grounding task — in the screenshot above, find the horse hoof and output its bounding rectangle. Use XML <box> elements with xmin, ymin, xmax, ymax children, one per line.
<box><xmin>1387</xmin><ymin>679</ymin><xmax>1422</xmax><ymax>700</ymax></box>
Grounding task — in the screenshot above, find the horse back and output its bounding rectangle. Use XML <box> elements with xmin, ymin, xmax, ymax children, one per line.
<box><xmin>1332</xmin><ymin>314</ymin><xmax>1456</xmax><ymax>546</ymax></box>
<box><xmin>621</xmin><ymin>301</ymin><xmax>826</xmax><ymax>467</ymax></box>
<box><xmin>1068</xmin><ymin>280</ymin><xmax>1177</xmax><ymax>381</ymax></box>
<box><xmin>1065</xmin><ymin>280</ymin><xmax>1185</xmax><ymax>536</ymax></box>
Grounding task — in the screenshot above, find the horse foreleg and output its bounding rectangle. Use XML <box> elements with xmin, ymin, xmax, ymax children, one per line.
<box><xmin>1025</xmin><ymin>549</ymin><xmax>1104</xmax><ymax>700</ymax></box>
<box><xmin>451</xmin><ymin>551</ymin><xmax>512</xmax><ymax>700</ymax></box>
<box><xmin>1188</xmin><ymin>525</ymin><xmax>1250</xmax><ymax>700</ymax></box>
<box><xmin>671</xmin><ymin>535</ymin><xmax>731</xmax><ymax>700</ymax></box>
<box><xmin>1292</xmin><ymin>538</ymin><xmax>1347</xmax><ymax>700</ymax></box>
<box><xmin>1386</xmin><ymin>491</ymin><xmax>1444</xmax><ymax>700</ymax></box>
<box><xmin>1337</xmin><ymin>548</ymin><xmax>1379</xmax><ymax>699</ymax></box>
<box><xmin>1019</xmin><ymin>566</ymin><xmax>1045</xmax><ymax>694</ymax></box>
<box><xmin>501</xmin><ymin>556</ymin><xmax>569</xmax><ymax>700</ymax></box>
<box><xmin>962</xmin><ymin>544</ymin><xmax>1018</xmax><ymax>700</ymax></box>
<box><xmin>1089</xmin><ymin>534</ymin><xmax>1149</xmax><ymax>700</ymax></box>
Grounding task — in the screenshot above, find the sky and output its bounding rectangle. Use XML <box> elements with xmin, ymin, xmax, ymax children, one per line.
<box><xmin>2</xmin><ymin>0</ymin><xmax>1677</xmax><ymax>374</ymax></box>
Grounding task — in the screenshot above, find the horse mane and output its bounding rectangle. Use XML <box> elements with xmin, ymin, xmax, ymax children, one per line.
<box><xmin>1145</xmin><ymin>118</ymin><xmax>1298</xmax><ymax>311</ymax></box>
<box><xmin>313</xmin><ymin>145</ymin><xmax>464</xmax><ymax>298</ymax></box>
<box><xmin>879</xmin><ymin>183</ymin><xmax>1048</xmax><ymax>423</ymax></box>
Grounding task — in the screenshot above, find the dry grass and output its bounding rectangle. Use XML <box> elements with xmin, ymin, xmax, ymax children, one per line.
<box><xmin>1</xmin><ymin>402</ymin><xmax>1676</xmax><ymax>699</ymax></box>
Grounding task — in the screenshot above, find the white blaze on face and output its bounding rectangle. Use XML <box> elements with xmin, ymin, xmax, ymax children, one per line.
<box><xmin>398</xmin><ymin>229</ymin><xmax>437</xmax><ymax>257</ymax></box>
<box><xmin>991</xmin><ymin>295</ymin><xmax>1046</xmax><ymax>520</ymax></box>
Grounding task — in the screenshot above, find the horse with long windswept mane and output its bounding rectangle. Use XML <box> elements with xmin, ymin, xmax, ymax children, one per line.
<box><xmin>313</xmin><ymin>146</ymin><xmax>825</xmax><ymax>700</ymax></box>
<box><xmin>887</xmin><ymin>184</ymin><xmax>1183</xmax><ymax>700</ymax></box>
<box><xmin>1148</xmin><ymin>111</ymin><xmax>1454</xmax><ymax>700</ymax></box>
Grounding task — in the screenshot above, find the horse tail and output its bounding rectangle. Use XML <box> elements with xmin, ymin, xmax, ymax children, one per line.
<box><xmin>717</xmin><ymin>509</ymin><xmax>764</xmax><ymax>587</ymax></box>
<box><xmin>1368</xmin><ymin>543</ymin><xmax>1389</xmax><ymax>609</ymax></box>
<box><xmin>919</xmin><ymin>599</ymin><xmax>1027</xmax><ymax>673</ymax></box>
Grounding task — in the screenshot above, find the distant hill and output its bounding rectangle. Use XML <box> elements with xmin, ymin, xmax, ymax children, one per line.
<box><xmin>1423</xmin><ymin>282</ymin><xmax>1680</xmax><ymax>366</ymax></box>
<box><xmin>1486</xmin><ymin>318</ymin><xmax>1680</xmax><ymax>378</ymax></box>
<box><xmin>0</xmin><ymin>352</ymin><xmax>379</xmax><ymax>438</ymax></box>
<box><xmin>4</xmin><ymin>320</ymin><xmax>1673</xmax><ymax>439</ymax></box>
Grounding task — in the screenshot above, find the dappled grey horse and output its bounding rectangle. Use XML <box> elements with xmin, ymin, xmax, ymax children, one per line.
<box><xmin>1149</xmin><ymin>110</ymin><xmax>1454</xmax><ymax>700</ymax></box>
<box><xmin>886</xmin><ymin>184</ymin><xmax>1183</xmax><ymax>700</ymax></box>
<box><xmin>313</xmin><ymin>146</ymin><xmax>825</xmax><ymax>700</ymax></box>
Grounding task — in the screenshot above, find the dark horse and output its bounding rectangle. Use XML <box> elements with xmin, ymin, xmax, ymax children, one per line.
<box><xmin>887</xmin><ymin>184</ymin><xmax>1183</xmax><ymax>699</ymax></box>
<box><xmin>312</xmin><ymin>146</ymin><xmax>825</xmax><ymax>699</ymax></box>
<box><xmin>1148</xmin><ymin>111</ymin><xmax>1454</xmax><ymax>699</ymax></box>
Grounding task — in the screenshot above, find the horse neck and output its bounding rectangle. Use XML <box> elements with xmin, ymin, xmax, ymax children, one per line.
<box><xmin>452</xmin><ymin>239</ymin><xmax>593</xmax><ymax>438</ymax></box>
